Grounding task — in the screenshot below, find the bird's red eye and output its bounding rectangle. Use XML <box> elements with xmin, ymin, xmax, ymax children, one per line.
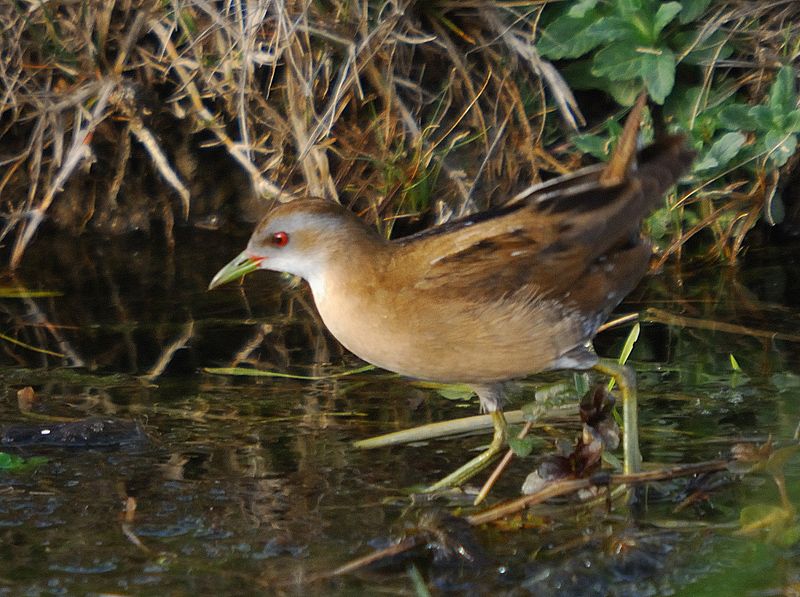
<box><xmin>271</xmin><ymin>231</ymin><xmax>289</xmax><ymax>247</ymax></box>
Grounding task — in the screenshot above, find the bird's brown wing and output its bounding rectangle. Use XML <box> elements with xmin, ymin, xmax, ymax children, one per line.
<box><xmin>402</xmin><ymin>203</ymin><xmax>583</xmax><ymax>297</ymax></box>
<box><xmin>397</xmin><ymin>135</ymin><xmax>694</xmax><ymax>315</ymax></box>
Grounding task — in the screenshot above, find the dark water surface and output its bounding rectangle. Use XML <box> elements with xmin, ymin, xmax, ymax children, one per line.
<box><xmin>1</xmin><ymin>232</ymin><xmax>799</xmax><ymax>595</ymax></box>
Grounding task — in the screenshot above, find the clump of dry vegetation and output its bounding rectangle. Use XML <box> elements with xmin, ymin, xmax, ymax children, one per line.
<box><xmin>1</xmin><ymin>1</ymin><xmax>798</xmax><ymax>267</ymax></box>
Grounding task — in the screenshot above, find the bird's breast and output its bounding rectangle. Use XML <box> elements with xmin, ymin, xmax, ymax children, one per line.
<box><xmin>309</xmin><ymin>272</ymin><xmax>591</xmax><ymax>384</ymax></box>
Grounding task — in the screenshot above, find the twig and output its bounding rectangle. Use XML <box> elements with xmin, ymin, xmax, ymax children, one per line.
<box><xmin>467</xmin><ymin>459</ymin><xmax>730</xmax><ymax>526</ymax></box>
<box><xmin>129</xmin><ymin>114</ymin><xmax>191</xmax><ymax>219</ymax></box>
<box><xmin>597</xmin><ymin>313</ymin><xmax>640</xmax><ymax>333</ymax></box>
<box><xmin>304</xmin><ymin>536</ymin><xmax>423</xmax><ymax>582</ymax></box>
<box><xmin>231</xmin><ymin>323</ymin><xmax>274</xmax><ymax>367</ymax></box>
<box><xmin>21</xmin><ymin>296</ymin><xmax>85</xmax><ymax>367</ymax></box>
<box><xmin>474</xmin><ymin>420</ymin><xmax>534</xmax><ymax>505</ymax></box>
<box><xmin>644</xmin><ymin>307</ymin><xmax>800</xmax><ymax>343</ymax></box>
<box><xmin>299</xmin><ymin>458</ymin><xmax>732</xmax><ymax>585</ymax></box>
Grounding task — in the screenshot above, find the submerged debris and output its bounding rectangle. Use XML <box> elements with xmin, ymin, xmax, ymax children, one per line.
<box><xmin>0</xmin><ymin>417</ymin><xmax>150</xmax><ymax>449</ymax></box>
<box><xmin>522</xmin><ymin>385</ymin><xmax>620</xmax><ymax>496</ymax></box>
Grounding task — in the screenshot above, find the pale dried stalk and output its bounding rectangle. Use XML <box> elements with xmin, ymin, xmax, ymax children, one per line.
<box><xmin>21</xmin><ymin>296</ymin><xmax>85</xmax><ymax>367</ymax></box>
<box><xmin>10</xmin><ymin>79</ymin><xmax>116</xmax><ymax>269</ymax></box>
<box><xmin>482</xmin><ymin>7</ymin><xmax>584</xmax><ymax>129</ymax></box>
<box><xmin>142</xmin><ymin>320</ymin><xmax>196</xmax><ymax>381</ymax></box>
<box><xmin>129</xmin><ymin>114</ymin><xmax>191</xmax><ymax>218</ymax></box>
<box><xmin>149</xmin><ymin>18</ymin><xmax>285</xmax><ymax>200</ymax></box>
<box><xmin>232</xmin><ymin>323</ymin><xmax>274</xmax><ymax>367</ymax></box>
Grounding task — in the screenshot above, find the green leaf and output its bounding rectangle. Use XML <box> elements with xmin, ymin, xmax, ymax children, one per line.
<box><xmin>537</xmin><ymin>13</ymin><xmax>610</xmax><ymax>59</ymax></box>
<box><xmin>738</xmin><ymin>500</ymin><xmax>800</xmax><ymax>547</ymax></box>
<box><xmin>618</xmin><ymin>323</ymin><xmax>640</xmax><ymax>366</ymax></box>
<box><xmin>435</xmin><ymin>386</ymin><xmax>476</xmax><ymax>401</ymax></box>
<box><xmin>407</xmin><ymin>564</ymin><xmax>430</xmax><ymax>597</ymax></box>
<box><xmin>607</xmin><ymin>79</ymin><xmax>645</xmax><ymax>106</ymax></box>
<box><xmin>718</xmin><ymin>104</ymin><xmax>759</xmax><ymax>130</ymax></box>
<box><xmin>653</xmin><ymin>2</ymin><xmax>682</xmax><ymax>36</ymax></box>
<box><xmin>776</xmin><ymin>525</ymin><xmax>800</xmax><ymax>548</ymax></box>
<box><xmin>573</xmin><ymin>372</ymin><xmax>591</xmax><ymax>397</ymax></box>
<box><xmin>751</xmin><ymin>105</ymin><xmax>777</xmax><ymax>130</ymax></box>
<box><xmin>646</xmin><ymin>207</ymin><xmax>671</xmax><ymax>240</ymax></box>
<box><xmin>679</xmin><ymin>0</ymin><xmax>713</xmax><ymax>23</ymax></box>
<box><xmin>608</xmin><ymin>323</ymin><xmax>640</xmax><ymax>391</ymax></box>
<box><xmin>568</xmin><ymin>0</ymin><xmax>599</xmax><ymax>18</ymax></box>
<box><xmin>765</xmin><ymin>444</ymin><xmax>800</xmax><ymax>476</ymax></box>
<box><xmin>769</xmin><ymin>66</ymin><xmax>799</xmax><ymax>121</ymax></box>
<box><xmin>739</xmin><ymin>503</ymin><xmax>787</xmax><ymax>528</ymax></box>
<box><xmin>594</xmin><ymin>16</ymin><xmax>639</xmax><ymax>42</ymax></box>
<box><xmin>560</xmin><ymin>59</ymin><xmax>600</xmax><ymax>90</ymax></box>
<box><xmin>642</xmin><ymin>49</ymin><xmax>676</xmax><ymax>104</ymax></box>
<box><xmin>508</xmin><ymin>435</ymin><xmax>539</xmax><ymax>458</ymax></box>
<box><xmin>764</xmin><ymin>130</ymin><xmax>797</xmax><ymax>167</ymax></box>
<box><xmin>572</xmin><ymin>133</ymin><xmax>612</xmax><ymax>160</ymax></box>
<box><xmin>664</xmin><ymin>84</ymin><xmax>703</xmax><ymax>128</ymax></box>
<box><xmin>562</xmin><ymin>59</ymin><xmax>642</xmax><ymax>105</ymax></box>
<box><xmin>785</xmin><ymin>111</ymin><xmax>800</xmax><ymax>133</ymax></box>
<box><xmin>694</xmin><ymin>132</ymin><xmax>746</xmax><ymax>171</ymax></box>
<box><xmin>521</xmin><ymin>400</ymin><xmax>547</xmax><ymax>422</ymax></box>
<box><xmin>592</xmin><ymin>44</ymin><xmax>643</xmax><ymax>82</ymax></box>
<box><xmin>617</xmin><ymin>0</ymin><xmax>646</xmax><ymax>18</ymax></box>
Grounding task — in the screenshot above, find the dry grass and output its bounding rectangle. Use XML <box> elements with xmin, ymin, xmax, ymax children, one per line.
<box><xmin>0</xmin><ymin>1</ymin><xmax>797</xmax><ymax>267</ymax></box>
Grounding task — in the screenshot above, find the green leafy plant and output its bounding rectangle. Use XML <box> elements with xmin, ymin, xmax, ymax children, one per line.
<box><xmin>718</xmin><ymin>66</ymin><xmax>800</xmax><ymax>169</ymax></box>
<box><xmin>537</xmin><ymin>0</ymin><xmax>720</xmax><ymax>104</ymax></box>
<box><xmin>673</xmin><ymin>65</ymin><xmax>800</xmax><ymax>228</ymax></box>
<box><xmin>673</xmin><ymin>66</ymin><xmax>800</xmax><ymax>177</ymax></box>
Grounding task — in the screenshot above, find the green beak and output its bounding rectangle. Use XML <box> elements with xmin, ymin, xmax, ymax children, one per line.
<box><xmin>208</xmin><ymin>251</ymin><xmax>262</xmax><ymax>290</ymax></box>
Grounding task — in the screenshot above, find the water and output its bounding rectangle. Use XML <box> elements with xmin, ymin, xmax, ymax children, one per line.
<box><xmin>0</xmin><ymin>232</ymin><xmax>798</xmax><ymax>595</ymax></box>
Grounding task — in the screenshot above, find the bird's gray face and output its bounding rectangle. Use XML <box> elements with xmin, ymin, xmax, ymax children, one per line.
<box><xmin>207</xmin><ymin>206</ymin><xmax>343</xmax><ymax>290</ymax></box>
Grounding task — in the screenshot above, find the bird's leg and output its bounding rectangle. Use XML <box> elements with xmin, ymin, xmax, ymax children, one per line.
<box><xmin>424</xmin><ymin>410</ymin><xmax>508</xmax><ymax>493</ymax></box>
<box><xmin>592</xmin><ymin>358</ymin><xmax>641</xmax><ymax>475</ymax></box>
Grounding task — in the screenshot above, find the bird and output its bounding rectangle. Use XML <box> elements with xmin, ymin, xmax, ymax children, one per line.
<box><xmin>209</xmin><ymin>94</ymin><xmax>695</xmax><ymax>500</ymax></box>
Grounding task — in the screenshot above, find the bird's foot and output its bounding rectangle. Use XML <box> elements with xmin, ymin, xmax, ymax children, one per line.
<box><xmin>423</xmin><ymin>411</ymin><xmax>507</xmax><ymax>500</ymax></box>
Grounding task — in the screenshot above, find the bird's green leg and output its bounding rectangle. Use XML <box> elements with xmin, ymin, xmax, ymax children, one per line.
<box><xmin>592</xmin><ymin>359</ymin><xmax>641</xmax><ymax>475</ymax></box>
<box><xmin>424</xmin><ymin>410</ymin><xmax>508</xmax><ymax>493</ymax></box>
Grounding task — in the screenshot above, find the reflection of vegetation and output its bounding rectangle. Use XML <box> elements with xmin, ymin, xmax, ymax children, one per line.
<box><xmin>2</xmin><ymin>2</ymin><xmax>798</xmax><ymax>266</ymax></box>
<box><xmin>732</xmin><ymin>441</ymin><xmax>800</xmax><ymax>547</ymax></box>
<box><xmin>204</xmin><ymin>364</ymin><xmax>375</xmax><ymax>380</ymax></box>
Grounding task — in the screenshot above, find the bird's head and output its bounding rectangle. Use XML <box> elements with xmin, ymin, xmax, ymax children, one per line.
<box><xmin>208</xmin><ymin>199</ymin><xmax>378</xmax><ymax>290</ymax></box>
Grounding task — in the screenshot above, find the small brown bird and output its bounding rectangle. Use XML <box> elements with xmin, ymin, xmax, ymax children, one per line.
<box><xmin>210</xmin><ymin>95</ymin><xmax>694</xmax><ymax>497</ymax></box>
